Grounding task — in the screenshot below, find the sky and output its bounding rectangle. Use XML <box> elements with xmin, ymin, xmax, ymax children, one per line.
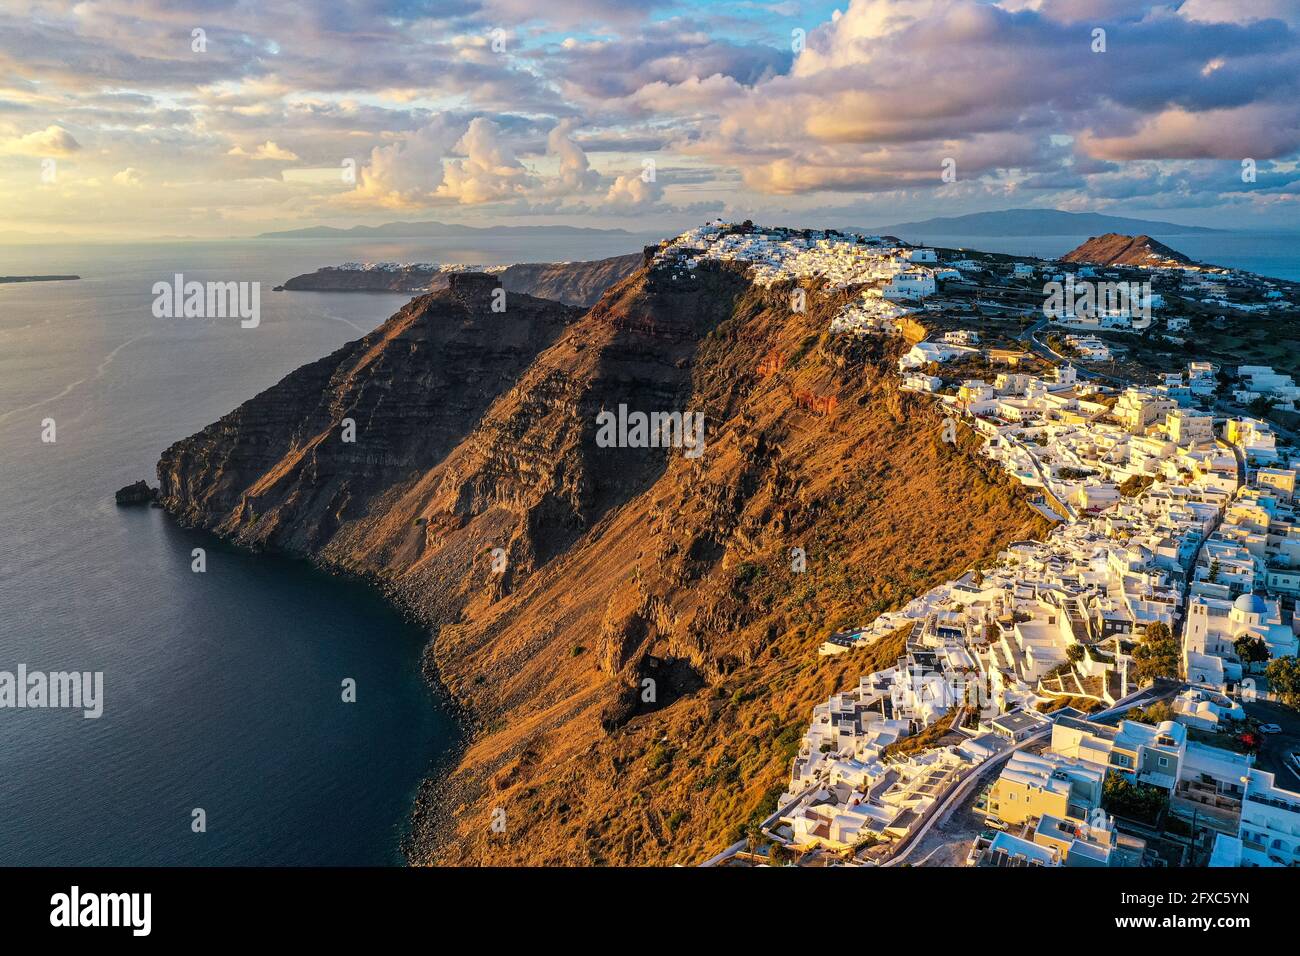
<box><xmin>2</xmin><ymin>0</ymin><xmax>1299</xmax><ymax>240</ymax></box>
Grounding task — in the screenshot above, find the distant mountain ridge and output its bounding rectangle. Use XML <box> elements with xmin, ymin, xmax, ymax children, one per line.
<box><xmin>257</xmin><ymin>220</ymin><xmax>634</xmax><ymax>239</ymax></box>
<box><xmin>866</xmin><ymin>208</ymin><xmax>1223</xmax><ymax>238</ymax></box>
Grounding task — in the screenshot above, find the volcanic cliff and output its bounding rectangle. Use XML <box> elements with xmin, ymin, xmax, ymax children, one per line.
<box><xmin>157</xmin><ymin>247</ymin><xmax>1049</xmax><ymax>865</ymax></box>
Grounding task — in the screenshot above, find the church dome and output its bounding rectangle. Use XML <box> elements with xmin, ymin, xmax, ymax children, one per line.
<box><xmin>1233</xmin><ymin>592</ymin><xmax>1267</xmax><ymax>616</ymax></box>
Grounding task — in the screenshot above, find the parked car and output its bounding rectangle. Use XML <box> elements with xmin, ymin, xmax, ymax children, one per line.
<box><xmin>1259</xmin><ymin>723</ymin><xmax>1282</xmax><ymax>734</ymax></box>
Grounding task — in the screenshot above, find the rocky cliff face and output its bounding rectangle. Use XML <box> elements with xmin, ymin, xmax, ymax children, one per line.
<box><xmin>158</xmin><ymin>251</ymin><xmax>1049</xmax><ymax>865</ymax></box>
<box><xmin>497</xmin><ymin>252</ymin><xmax>643</xmax><ymax>306</ymax></box>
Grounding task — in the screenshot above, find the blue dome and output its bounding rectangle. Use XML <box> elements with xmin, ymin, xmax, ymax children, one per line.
<box><xmin>1233</xmin><ymin>592</ymin><xmax>1267</xmax><ymax>615</ymax></box>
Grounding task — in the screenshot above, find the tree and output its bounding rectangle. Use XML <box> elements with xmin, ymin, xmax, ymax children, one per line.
<box><xmin>1234</xmin><ymin>635</ymin><xmax>1269</xmax><ymax>668</ymax></box>
<box><xmin>1133</xmin><ymin>621</ymin><xmax>1179</xmax><ymax>684</ymax></box>
<box><xmin>1067</xmin><ymin>644</ymin><xmax>1085</xmax><ymax>664</ymax></box>
<box><xmin>1265</xmin><ymin>657</ymin><xmax>1300</xmax><ymax>710</ymax></box>
<box><xmin>1102</xmin><ymin>771</ymin><xmax>1168</xmax><ymax>825</ymax></box>
<box><xmin>1129</xmin><ymin>700</ymin><xmax>1175</xmax><ymax>725</ymax></box>
<box><xmin>744</xmin><ymin>822</ymin><xmax>763</xmax><ymax>854</ymax></box>
<box><xmin>1145</xmin><ymin>621</ymin><xmax>1172</xmax><ymax>643</ymax></box>
<box><xmin>1119</xmin><ymin>474</ymin><xmax>1155</xmax><ymax>498</ymax></box>
<box><xmin>1247</xmin><ymin>396</ymin><xmax>1277</xmax><ymax>418</ymax></box>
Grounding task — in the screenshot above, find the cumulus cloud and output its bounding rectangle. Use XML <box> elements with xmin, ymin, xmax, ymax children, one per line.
<box><xmin>1</xmin><ymin>125</ymin><xmax>80</xmax><ymax>156</ymax></box>
<box><xmin>605</xmin><ymin>170</ymin><xmax>665</xmax><ymax>209</ymax></box>
<box><xmin>436</xmin><ymin>117</ymin><xmax>535</xmax><ymax>204</ymax></box>
<box><xmin>112</xmin><ymin>167</ymin><xmax>142</xmax><ymax>186</ymax></box>
<box><xmin>227</xmin><ymin>140</ymin><xmax>300</xmax><ymax>161</ymax></box>
<box><xmin>349</xmin><ymin>116</ymin><xmax>461</xmax><ymax>208</ymax></box>
<box><xmin>546</xmin><ymin>119</ymin><xmax>600</xmax><ymax>193</ymax></box>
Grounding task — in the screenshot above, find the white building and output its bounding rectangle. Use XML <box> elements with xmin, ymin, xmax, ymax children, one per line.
<box><xmin>883</xmin><ymin>270</ymin><xmax>937</xmax><ymax>301</ymax></box>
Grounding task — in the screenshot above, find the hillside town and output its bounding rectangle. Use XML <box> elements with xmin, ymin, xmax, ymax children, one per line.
<box><xmin>672</xmin><ymin>223</ymin><xmax>1300</xmax><ymax>869</ymax></box>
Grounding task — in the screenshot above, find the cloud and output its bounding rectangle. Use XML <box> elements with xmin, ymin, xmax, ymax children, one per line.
<box><xmin>227</xmin><ymin>140</ymin><xmax>300</xmax><ymax>161</ymax></box>
<box><xmin>546</xmin><ymin>119</ymin><xmax>600</xmax><ymax>193</ymax></box>
<box><xmin>350</xmin><ymin>116</ymin><xmax>461</xmax><ymax>208</ymax></box>
<box><xmin>1078</xmin><ymin>104</ymin><xmax>1300</xmax><ymax>160</ymax></box>
<box><xmin>3</xmin><ymin>0</ymin><xmax>1299</xmax><ymax>233</ymax></box>
<box><xmin>1</xmin><ymin>125</ymin><xmax>80</xmax><ymax>156</ymax></box>
<box><xmin>681</xmin><ymin>0</ymin><xmax>1300</xmax><ymax>196</ymax></box>
<box><xmin>605</xmin><ymin>170</ymin><xmax>665</xmax><ymax>209</ymax></box>
<box><xmin>436</xmin><ymin>117</ymin><xmax>536</xmax><ymax>203</ymax></box>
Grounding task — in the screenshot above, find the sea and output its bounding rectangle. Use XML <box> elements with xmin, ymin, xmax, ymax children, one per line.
<box><xmin>0</xmin><ymin>231</ymin><xmax>655</xmax><ymax>865</ymax></box>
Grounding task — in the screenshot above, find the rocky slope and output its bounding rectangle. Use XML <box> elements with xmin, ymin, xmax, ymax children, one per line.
<box><xmin>1060</xmin><ymin>233</ymin><xmax>1194</xmax><ymax>269</ymax></box>
<box><xmin>278</xmin><ymin>252</ymin><xmax>642</xmax><ymax>306</ymax></box>
<box><xmin>497</xmin><ymin>253</ymin><xmax>643</xmax><ymax>306</ymax></box>
<box><xmin>157</xmin><ymin>246</ymin><xmax>1049</xmax><ymax>865</ymax></box>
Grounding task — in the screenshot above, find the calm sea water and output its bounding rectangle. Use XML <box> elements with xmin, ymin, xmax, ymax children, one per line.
<box><xmin>0</xmin><ymin>233</ymin><xmax>651</xmax><ymax>865</ymax></box>
<box><xmin>892</xmin><ymin>230</ymin><xmax>1300</xmax><ymax>282</ymax></box>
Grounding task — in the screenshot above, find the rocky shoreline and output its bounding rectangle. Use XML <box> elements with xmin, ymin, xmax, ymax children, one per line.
<box><xmin>114</xmin><ymin>480</ymin><xmax>158</xmax><ymax>506</ymax></box>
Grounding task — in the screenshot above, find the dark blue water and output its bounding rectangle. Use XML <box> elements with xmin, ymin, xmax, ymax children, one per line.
<box><xmin>0</xmin><ymin>233</ymin><xmax>650</xmax><ymax>865</ymax></box>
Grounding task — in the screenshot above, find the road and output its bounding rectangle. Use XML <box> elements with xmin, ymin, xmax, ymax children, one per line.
<box><xmin>1017</xmin><ymin>317</ymin><xmax>1131</xmax><ymax>387</ymax></box>
<box><xmin>1245</xmin><ymin>699</ymin><xmax>1300</xmax><ymax>788</ymax></box>
<box><xmin>891</xmin><ymin>683</ymin><xmax>1177</xmax><ymax>867</ymax></box>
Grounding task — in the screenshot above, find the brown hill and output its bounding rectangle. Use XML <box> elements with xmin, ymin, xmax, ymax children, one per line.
<box><xmin>1059</xmin><ymin>233</ymin><xmax>1194</xmax><ymax>268</ymax></box>
<box><xmin>157</xmin><ymin>251</ymin><xmax>1050</xmax><ymax>865</ymax></box>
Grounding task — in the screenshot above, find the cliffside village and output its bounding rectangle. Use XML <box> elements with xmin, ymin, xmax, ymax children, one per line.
<box><xmin>663</xmin><ymin>224</ymin><xmax>1300</xmax><ymax>869</ymax></box>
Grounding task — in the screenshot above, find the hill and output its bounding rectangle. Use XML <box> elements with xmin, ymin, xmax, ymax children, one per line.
<box><xmin>1059</xmin><ymin>233</ymin><xmax>1196</xmax><ymax>268</ymax></box>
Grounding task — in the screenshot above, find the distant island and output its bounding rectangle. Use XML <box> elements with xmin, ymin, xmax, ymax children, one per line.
<box><xmin>277</xmin><ymin>253</ymin><xmax>643</xmax><ymax>306</ymax></box>
<box><xmin>256</xmin><ymin>220</ymin><xmax>635</xmax><ymax>240</ymax></box>
<box><xmin>0</xmin><ymin>274</ymin><xmax>81</xmax><ymax>283</ymax></box>
<box><xmin>866</xmin><ymin>208</ymin><xmax>1223</xmax><ymax>238</ymax></box>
